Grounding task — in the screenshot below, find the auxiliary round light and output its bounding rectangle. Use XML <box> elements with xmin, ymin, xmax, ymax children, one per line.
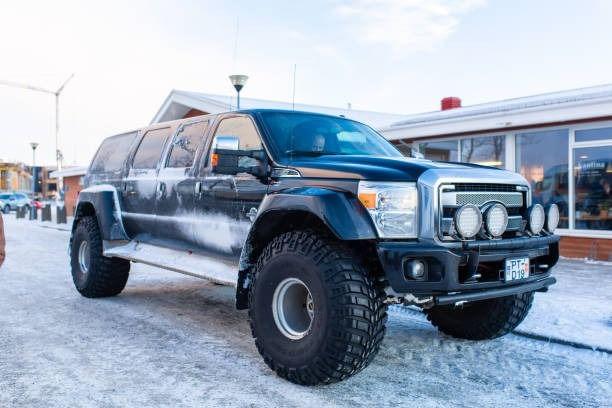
<box><xmin>546</xmin><ymin>203</ymin><xmax>560</xmax><ymax>233</ymax></box>
<box><xmin>454</xmin><ymin>204</ymin><xmax>482</xmax><ymax>239</ymax></box>
<box><xmin>528</xmin><ymin>204</ymin><xmax>545</xmax><ymax>235</ymax></box>
<box><xmin>485</xmin><ymin>203</ymin><xmax>508</xmax><ymax>237</ymax></box>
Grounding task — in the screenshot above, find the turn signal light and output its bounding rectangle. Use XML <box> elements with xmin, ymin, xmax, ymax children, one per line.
<box><xmin>358</xmin><ymin>192</ymin><xmax>377</xmax><ymax>209</ymax></box>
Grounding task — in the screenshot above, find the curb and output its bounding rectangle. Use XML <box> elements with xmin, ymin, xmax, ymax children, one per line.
<box><xmin>390</xmin><ymin>305</ymin><xmax>612</xmax><ymax>354</ymax></box>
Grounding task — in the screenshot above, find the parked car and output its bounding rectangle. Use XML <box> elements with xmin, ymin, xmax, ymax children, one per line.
<box><xmin>0</xmin><ymin>192</ymin><xmax>31</xmax><ymax>213</ymax></box>
<box><xmin>70</xmin><ymin>109</ymin><xmax>560</xmax><ymax>385</ymax></box>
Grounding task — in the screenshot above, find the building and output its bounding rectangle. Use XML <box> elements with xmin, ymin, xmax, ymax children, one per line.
<box><xmin>151</xmin><ymin>90</ymin><xmax>407</xmax><ymax>127</ymax></box>
<box><xmin>152</xmin><ymin>86</ymin><xmax>611</xmax><ymax>260</ymax></box>
<box><xmin>49</xmin><ymin>166</ymin><xmax>87</xmax><ymax>216</ymax></box>
<box><xmin>0</xmin><ymin>162</ymin><xmax>32</xmax><ymax>192</ymax></box>
<box><xmin>382</xmin><ymin>85</ymin><xmax>612</xmax><ymax>261</ymax></box>
<box><xmin>31</xmin><ymin>166</ymin><xmax>59</xmax><ymax>199</ymax></box>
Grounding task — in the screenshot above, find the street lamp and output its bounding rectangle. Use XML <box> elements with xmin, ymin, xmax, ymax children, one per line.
<box><xmin>0</xmin><ymin>74</ymin><xmax>74</xmax><ymax>194</ymax></box>
<box><xmin>30</xmin><ymin>142</ymin><xmax>39</xmax><ymax>166</ymax></box>
<box><xmin>228</xmin><ymin>74</ymin><xmax>248</xmax><ymax>110</ymax></box>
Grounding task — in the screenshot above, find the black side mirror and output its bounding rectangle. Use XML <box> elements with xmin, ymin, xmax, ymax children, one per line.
<box><xmin>212</xmin><ymin>136</ymin><xmax>269</xmax><ymax>177</ymax></box>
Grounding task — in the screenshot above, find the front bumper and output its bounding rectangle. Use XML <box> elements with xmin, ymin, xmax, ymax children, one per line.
<box><xmin>377</xmin><ymin>235</ymin><xmax>559</xmax><ymax>304</ymax></box>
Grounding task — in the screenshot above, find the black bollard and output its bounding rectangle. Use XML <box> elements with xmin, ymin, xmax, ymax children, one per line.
<box><xmin>29</xmin><ymin>206</ymin><xmax>38</xmax><ymax>220</ymax></box>
<box><xmin>56</xmin><ymin>206</ymin><xmax>67</xmax><ymax>224</ymax></box>
<box><xmin>41</xmin><ymin>205</ymin><xmax>52</xmax><ymax>222</ymax></box>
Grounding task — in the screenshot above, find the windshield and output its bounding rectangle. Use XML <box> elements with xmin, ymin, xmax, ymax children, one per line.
<box><xmin>258</xmin><ymin>111</ymin><xmax>402</xmax><ymax>163</ymax></box>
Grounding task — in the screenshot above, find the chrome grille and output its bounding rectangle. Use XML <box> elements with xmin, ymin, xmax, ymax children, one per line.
<box><xmin>438</xmin><ymin>183</ymin><xmax>527</xmax><ymax>240</ymax></box>
<box><xmin>453</xmin><ymin>192</ymin><xmax>523</xmax><ymax>207</ymax></box>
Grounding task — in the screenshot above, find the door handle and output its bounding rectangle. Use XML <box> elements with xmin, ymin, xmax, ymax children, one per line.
<box><xmin>157</xmin><ymin>182</ymin><xmax>166</xmax><ymax>197</ymax></box>
<box><xmin>124</xmin><ymin>184</ymin><xmax>137</xmax><ymax>195</ymax></box>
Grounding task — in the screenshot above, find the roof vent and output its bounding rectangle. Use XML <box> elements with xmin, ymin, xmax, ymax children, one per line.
<box><xmin>441</xmin><ymin>96</ymin><xmax>462</xmax><ymax>110</ymax></box>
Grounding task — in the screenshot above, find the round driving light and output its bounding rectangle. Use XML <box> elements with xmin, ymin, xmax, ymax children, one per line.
<box><xmin>528</xmin><ymin>204</ymin><xmax>545</xmax><ymax>234</ymax></box>
<box><xmin>454</xmin><ymin>204</ymin><xmax>482</xmax><ymax>239</ymax></box>
<box><xmin>546</xmin><ymin>204</ymin><xmax>560</xmax><ymax>233</ymax></box>
<box><xmin>485</xmin><ymin>203</ymin><xmax>508</xmax><ymax>237</ymax></box>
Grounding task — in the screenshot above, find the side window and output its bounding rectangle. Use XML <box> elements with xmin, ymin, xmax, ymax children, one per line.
<box><xmin>132</xmin><ymin>128</ymin><xmax>171</xmax><ymax>170</ymax></box>
<box><xmin>167</xmin><ymin>121</ymin><xmax>208</xmax><ymax>168</ymax></box>
<box><xmin>212</xmin><ymin>116</ymin><xmax>262</xmax><ymax>167</ymax></box>
<box><xmin>90</xmin><ymin>131</ymin><xmax>138</xmax><ymax>173</ymax></box>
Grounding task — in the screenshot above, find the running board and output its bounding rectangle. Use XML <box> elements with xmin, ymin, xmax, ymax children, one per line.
<box><xmin>103</xmin><ymin>241</ymin><xmax>238</xmax><ymax>287</ymax></box>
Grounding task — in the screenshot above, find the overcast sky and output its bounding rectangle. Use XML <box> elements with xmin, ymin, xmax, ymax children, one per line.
<box><xmin>1</xmin><ymin>0</ymin><xmax>611</xmax><ymax>166</ymax></box>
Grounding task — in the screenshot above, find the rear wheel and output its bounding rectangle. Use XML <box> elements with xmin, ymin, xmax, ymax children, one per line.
<box><xmin>425</xmin><ymin>292</ymin><xmax>534</xmax><ymax>340</ymax></box>
<box><xmin>70</xmin><ymin>216</ymin><xmax>130</xmax><ymax>298</ymax></box>
<box><xmin>249</xmin><ymin>230</ymin><xmax>387</xmax><ymax>385</ymax></box>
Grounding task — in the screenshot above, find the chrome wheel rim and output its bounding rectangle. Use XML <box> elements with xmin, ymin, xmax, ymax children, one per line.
<box><xmin>272</xmin><ymin>277</ymin><xmax>314</xmax><ymax>340</ymax></box>
<box><xmin>78</xmin><ymin>241</ymin><xmax>90</xmax><ymax>274</ymax></box>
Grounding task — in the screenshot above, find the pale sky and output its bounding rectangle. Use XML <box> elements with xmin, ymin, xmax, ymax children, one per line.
<box><xmin>1</xmin><ymin>0</ymin><xmax>611</xmax><ymax>166</ymax></box>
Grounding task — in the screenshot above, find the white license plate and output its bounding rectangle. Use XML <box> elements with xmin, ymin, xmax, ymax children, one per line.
<box><xmin>504</xmin><ymin>257</ymin><xmax>530</xmax><ymax>282</ymax></box>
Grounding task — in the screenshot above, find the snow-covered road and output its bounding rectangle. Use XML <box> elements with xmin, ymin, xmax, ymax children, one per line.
<box><xmin>0</xmin><ymin>215</ymin><xmax>610</xmax><ymax>407</ymax></box>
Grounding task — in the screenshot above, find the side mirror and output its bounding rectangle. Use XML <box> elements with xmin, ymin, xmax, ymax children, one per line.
<box><xmin>211</xmin><ymin>135</ymin><xmax>269</xmax><ymax>177</ymax></box>
<box><xmin>211</xmin><ymin>136</ymin><xmax>241</xmax><ymax>175</ymax></box>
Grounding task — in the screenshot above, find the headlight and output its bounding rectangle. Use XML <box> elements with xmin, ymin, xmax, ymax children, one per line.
<box><xmin>528</xmin><ymin>204</ymin><xmax>545</xmax><ymax>234</ymax></box>
<box><xmin>358</xmin><ymin>181</ymin><xmax>418</xmax><ymax>238</ymax></box>
<box><xmin>546</xmin><ymin>204</ymin><xmax>559</xmax><ymax>233</ymax></box>
<box><xmin>454</xmin><ymin>204</ymin><xmax>482</xmax><ymax>239</ymax></box>
<box><xmin>484</xmin><ymin>203</ymin><xmax>508</xmax><ymax>237</ymax></box>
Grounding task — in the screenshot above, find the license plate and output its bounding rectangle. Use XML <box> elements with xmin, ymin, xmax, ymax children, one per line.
<box><xmin>504</xmin><ymin>257</ymin><xmax>530</xmax><ymax>282</ymax></box>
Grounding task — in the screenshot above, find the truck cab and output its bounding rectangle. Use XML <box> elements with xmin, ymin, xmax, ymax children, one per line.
<box><xmin>70</xmin><ymin>109</ymin><xmax>559</xmax><ymax>385</ymax></box>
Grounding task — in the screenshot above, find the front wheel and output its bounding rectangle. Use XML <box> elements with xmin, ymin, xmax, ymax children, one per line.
<box><xmin>249</xmin><ymin>230</ymin><xmax>387</xmax><ymax>386</ymax></box>
<box><xmin>70</xmin><ymin>216</ymin><xmax>130</xmax><ymax>298</ymax></box>
<box><xmin>425</xmin><ymin>292</ymin><xmax>534</xmax><ymax>340</ymax></box>
<box><xmin>2</xmin><ymin>205</ymin><xmax>9</xmax><ymax>214</ymax></box>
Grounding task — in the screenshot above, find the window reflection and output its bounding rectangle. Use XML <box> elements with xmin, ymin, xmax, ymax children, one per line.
<box><xmin>417</xmin><ymin>140</ymin><xmax>458</xmax><ymax>161</ymax></box>
<box><xmin>516</xmin><ymin>129</ymin><xmax>569</xmax><ymax>228</ymax></box>
<box><xmin>460</xmin><ymin>135</ymin><xmax>505</xmax><ymax>168</ymax></box>
<box><xmin>574</xmin><ymin>146</ymin><xmax>612</xmax><ymax>231</ymax></box>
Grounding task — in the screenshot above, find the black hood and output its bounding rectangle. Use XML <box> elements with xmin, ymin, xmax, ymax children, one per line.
<box><xmin>287</xmin><ymin>155</ymin><xmax>503</xmax><ymax>181</ymax></box>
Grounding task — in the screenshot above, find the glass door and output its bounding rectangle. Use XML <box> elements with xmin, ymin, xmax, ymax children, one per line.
<box><xmin>570</xmin><ymin>126</ymin><xmax>612</xmax><ymax>233</ymax></box>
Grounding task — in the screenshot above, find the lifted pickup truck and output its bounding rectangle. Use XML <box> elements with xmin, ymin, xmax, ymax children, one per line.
<box><xmin>70</xmin><ymin>109</ymin><xmax>559</xmax><ymax>385</ymax></box>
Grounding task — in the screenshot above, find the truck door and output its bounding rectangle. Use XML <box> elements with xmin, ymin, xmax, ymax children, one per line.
<box><xmin>192</xmin><ymin>115</ymin><xmax>268</xmax><ymax>257</ymax></box>
<box><xmin>122</xmin><ymin>126</ymin><xmax>172</xmax><ymax>240</ymax></box>
<box><xmin>154</xmin><ymin>119</ymin><xmax>209</xmax><ymax>246</ymax></box>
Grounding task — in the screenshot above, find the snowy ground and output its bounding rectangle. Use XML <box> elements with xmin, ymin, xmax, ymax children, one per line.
<box><xmin>0</xmin><ymin>215</ymin><xmax>610</xmax><ymax>407</ymax></box>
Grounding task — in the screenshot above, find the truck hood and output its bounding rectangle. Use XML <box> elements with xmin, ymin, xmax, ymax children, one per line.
<box><xmin>286</xmin><ymin>155</ymin><xmax>510</xmax><ymax>181</ymax></box>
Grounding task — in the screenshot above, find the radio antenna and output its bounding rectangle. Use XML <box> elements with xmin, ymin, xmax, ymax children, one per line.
<box><xmin>232</xmin><ymin>17</ymin><xmax>240</xmax><ymax>71</ymax></box>
<box><xmin>292</xmin><ymin>64</ymin><xmax>297</xmax><ymax>110</ymax></box>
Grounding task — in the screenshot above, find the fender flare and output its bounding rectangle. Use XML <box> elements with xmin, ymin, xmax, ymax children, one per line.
<box><xmin>73</xmin><ymin>184</ymin><xmax>129</xmax><ymax>241</ymax></box>
<box><xmin>235</xmin><ymin>186</ymin><xmax>377</xmax><ymax>309</ymax></box>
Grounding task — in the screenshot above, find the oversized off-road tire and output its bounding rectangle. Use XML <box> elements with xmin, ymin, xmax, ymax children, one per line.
<box><xmin>248</xmin><ymin>230</ymin><xmax>387</xmax><ymax>386</ymax></box>
<box><xmin>425</xmin><ymin>292</ymin><xmax>534</xmax><ymax>340</ymax></box>
<box><xmin>70</xmin><ymin>216</ymin><xmax>130</xmax><ymax>298</ymax></box>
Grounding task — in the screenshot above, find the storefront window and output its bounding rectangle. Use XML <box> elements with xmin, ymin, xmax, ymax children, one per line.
<box><xmin>573</xmin><ymin>146</ymin><xmax>612</xmax><ymax>231</ymax></box>
<box><xmin>460</xmin><ymin>135</ymin><xmax>505</xmax><ymax>168</ymax></box>
<box><xmin>417</xmin><ymin>140</ymin><xmax>458</xmax><ymax>161</ymax></box>
<box><xmin>516</xmin><ymin>129</ymin><xmax>569</xmax><ymax>228</ymax></box>
<box><xmin>575</xmin><ymin>127</ymin><xmax>612</xmax><ymax>142</ymax></box>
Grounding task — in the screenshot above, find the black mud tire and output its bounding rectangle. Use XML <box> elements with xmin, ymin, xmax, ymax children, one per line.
<box><xmin>425</xmin><ymin>292</ymin><xmax>534</xmax><ymax>340</ymax></box>
<box><xmin>70</xmin><ymin>216</ymin><xmax>130</xmax><ymax>298</ymax></box>
<box><xmin>248</xmin><ymin>230</ymin><xmax>387</xmax><ymax>386</ymax></box>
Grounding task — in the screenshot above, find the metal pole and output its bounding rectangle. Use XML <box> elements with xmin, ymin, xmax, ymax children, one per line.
<box><xmin>237</xmin><ymin>90</ymin><xmax>241</xmax><ymax>110</ymax></box>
